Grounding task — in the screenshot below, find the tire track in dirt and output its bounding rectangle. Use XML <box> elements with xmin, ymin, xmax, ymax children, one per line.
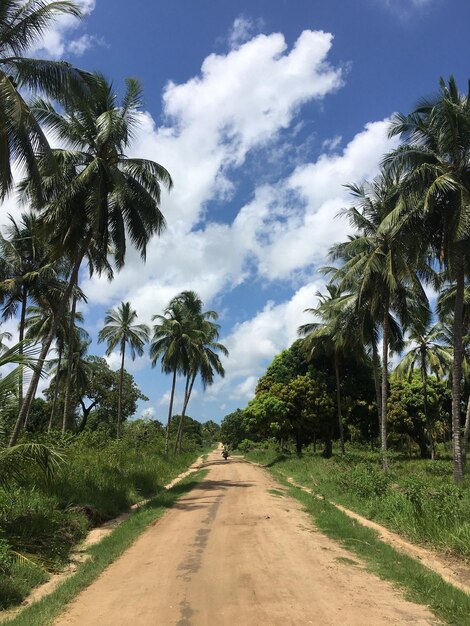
<box><xmin>54</xmin><ymin>450</ymin><xmax>439</xmax><ymax>625</ymax></box>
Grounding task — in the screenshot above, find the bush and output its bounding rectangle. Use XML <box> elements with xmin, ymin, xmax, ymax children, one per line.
<box><xmin>339</xmin><ymin>462</ymin><xmax>391</xmax><ymax>499</ymax></box>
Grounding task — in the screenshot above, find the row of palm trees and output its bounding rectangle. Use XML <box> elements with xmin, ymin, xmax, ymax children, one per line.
<box><xmin>97</xmin><ymin>292</ymin><xmax>228</xmax><ymax>449</ymax></box>
<box><xmin>0</xmin><ymin>1</ymin><xmax>173</xmax><ymax>446</ymax></box>
<box><xmin>299</xmin><ymin>76</ymin><xmax>470</xmax><ymax>482</ymax></box>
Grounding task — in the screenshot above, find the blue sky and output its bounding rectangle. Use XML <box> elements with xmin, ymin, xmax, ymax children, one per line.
<box><xmin>3</xmin><ymin>0</ymin><xmax>470</xmax><ymax>424</ymax></box>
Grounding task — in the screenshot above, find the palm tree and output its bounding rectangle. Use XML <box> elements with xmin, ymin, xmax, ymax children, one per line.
<box><xmin>25</xmin><ymin>302</ymin><xmax>87</xmax><ymax>430</ymax></box>
<box><xmin>330</xmin><ymin>172</ymin><xmax>430</xmax><ymax>468</ymax></box>
<box><xmin>386</xmin><ymin>76</ymin><xmax>470</xmax><ymax>482</ymax></box>
<box><xmin>170</xmin><ymin>291</ymin><xmax>228</xmax><ymax>453</ymax></box>
<box><xmin>0</xmin><ymin>0</ymin><xmax>89</xmax><ymax>200</ymax></box>
<box><xmin>150</xmin><ymin>297</ymin><xmax>202</xmax><ymax>453</ymax></box>
<box><xmin>0</xmin><ymin>213</ymin><xmax>52</xmax><ymax>408</ymax></box>
<box><xmin>394</xmin><ymin>320</ymin><xmax>452</xmax><ymax>458</ymax></box>
<box><xmin>437</xmin><ymin>284</ymin><xmax>470</xmax><ymax>466</ymax></box>
<box><xmin>98</xmin><ymin>302</ymin><xmax>149</xmax><ymax>437</ymax></box>
<box><xmin>298</xmin><ymin>284</ymin><xmax>365</xmax><ymax>456</ymax></box>
<box><xmin>10</xmin><ymin>74</ymin><xmax>172</xmax><ymax>445</ymax></box>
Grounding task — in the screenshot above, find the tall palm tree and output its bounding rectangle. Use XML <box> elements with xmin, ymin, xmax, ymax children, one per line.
<box><xmin>437</xmin><ymin>284</ymin><xmax>470</xmax><ymax>466</ymax></box>
<box><xmin>385</xmin><ymin>76</ymin><xmax>470</xmax><ymax>481</ymax></box>
<box><xmin>170</xmin><ymin>291</ymin><xmax>228</xmax><ymax>453</ymax></box>
<box><xmin>10</xmin><ymin>74</ymin><xmax>172</xmax><ymax>445</ymax></box>
<box><xmin>150</xmin><ymin>298</ymin><xmax>200</xmax><ymax>454</ymax></box>
<box><xmin>98</xmin><ymin>302</ymin><xmax>149</xmax><ymax>437</ymax></box>
<box><xmin>330</xmin><ymin>172</ymin><xmax>430</xmax><ymax>468</ymax></box>
<box><xmin>0</xmin><ymin>213</ymin><xmax>52</xmax><ymax>408</ymax></box>
<box><xmin>25</xmin><ymin>302</ymin><xmax>87</xmax><ymax>430</ymax></box>
<box><xmin>298</xmin><ymin>283</ymin><xmax>366</xmax><ymax>456</ymax></box>
<box><xmin>394</xmin><ymin>320</ymin><xmax>452</xmax><ymax>458</ymax></box>
<box><xmin>0</xmin><ymin>0</ymin><xmax>89</xmax><ymax>200</ymax></box>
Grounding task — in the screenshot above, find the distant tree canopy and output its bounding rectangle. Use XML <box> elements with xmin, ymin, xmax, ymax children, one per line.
<box><xmin>388</xmin><ymin>373</ymin><xmax>451</xmax><ymax>458</ymax></box>
<box><xmin>43</xmin><ymin>355</ymin><xmax>148</xmax><ymax>433</ymax></box>
<box><xmin>220</xmin><ymin>409</ymin><xmax>250</xmax><ymax>449</ymax></box>
<box><xmin>242</xmin><ymin>341</ymin><xmax>377</xmax><ymax>455</ymax></box>
<box><xmin>247</xmin><ymin>374</ymin><xmax>333</xmax><ymax>455</ymax></box>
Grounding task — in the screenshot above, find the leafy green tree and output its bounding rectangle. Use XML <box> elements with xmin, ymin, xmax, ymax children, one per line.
<box><xmin>10</xmin><ymin>75</ymin><xmax>172</xmax><ymax>444</ymax></box>
<box><xmin>388</xmin><ymin>373</ymin><xmax>451</xmax><ymax>458</ymax></box>
<box><xmin>256</xmin><ymin>340</ymin><xmax>308</xmax><ymax>394</ymax></box>
<box><xmin>43</xmin><ymin>355</ymin><xmax>147</xmax><ymax>433</ymax></box>
<box><xmin>201</xmin><ymin>420</ymin><xmax>221</xmax><ymax>445</ymax></box>
<box><xmin>220</xmin><ymin>409</ymin><xmax>249</xmax><ymax>449</ymax></box>
<box><xmin>0</xmin><ymin>0</ymin><xmax>87</xmax><ymax>200</ymax></box>
<box><xmin>247</xmin><ymin>375</ymin><xmax>334</xmax><ymax>456</ymax></box>
<box><xmin>394</xmin><ymin>321</ymin><xmax>451</xmax><ymax>457</ymax></box>
<box><xmin>299</xmin><ymin>283</ymin><xmax>366</xmax><ymax>454</ymax></box>
<box><xmin>386</xmin><ymin>77</ymin><xmax>470</xmax><ymax>481</ymax></box>
<box><xmin>98</xmin><ymin>302</ymin><xmax>149</xmax><ymax>437</ymax></box>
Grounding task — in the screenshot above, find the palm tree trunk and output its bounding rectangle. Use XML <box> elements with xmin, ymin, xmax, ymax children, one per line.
<box><xmin>62</xmin><ymin>290</ymin><xmax>78</xmax><ymax>432</ymax></box>
<box><xmin>451</xmin><ymin>259</ymin><xmax>465</xmax><ymax>482</ymax></box>
<box><xmin>18</xmin><ymin>285</ymin><xmax>27</xmax><ymax>417</ymax></box>
<box><xmin>48</xmin><ymin>345</ymin><xmax>62</xmax><ymax>431</ymax></box>
<box><xmin>381</xmin><ymin>309</ymin><xmax>390</xmax><ymax>471</ymax></box>
<box><xmin>421</xmin><ymin>356</ymin><xmax>433</xmax><ymax>460</ymax></box>
<box><xmin>174</xmin><ymin>374</ymin><xmax>190</xmax><ymax>454</ymax></box>
<box><xmin>462</xmin><ymin>394</ymin><xmax>470</xmax><ymax>467</ymax></box>
<box><xmin>9</xmin><ymin>243</ymin><xmax>87</xmax><ymax>446</ymax></box>
<box><xmin>165</xmin><ymin>368</ymin><xmax>177</xmax><ymax>454</ymax></box>
<box><xmin>175</xmin><ymin>372</ymin><xmax>196</xmax><ymax>453</ymax></box>
<box><xmin>372</xmin><ymin>338</ymin><xmax>382</xmax><ymax>436</ymax></box>
<box><xmin>117</xmin><ymin>339</ymin><xmax>126</xmax><ymax>438</ymax></box>
<box><xmin>334</xmin><ymin>351</ymin><xmax>345</xmax><ymax>455</ymax></box>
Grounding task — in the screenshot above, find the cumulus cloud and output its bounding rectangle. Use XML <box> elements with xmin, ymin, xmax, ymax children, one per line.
<box><xmin>82</xmin><ymin>28</ymin><xmax>345</xmax><ymax>315</ymax></box>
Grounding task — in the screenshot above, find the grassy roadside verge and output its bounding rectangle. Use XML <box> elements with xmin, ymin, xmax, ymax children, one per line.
<box><xmin>257</xmin><ymin>460</ymin><xmax>470</xmax><ymax>625</ymax></box>
<box><xmin>244</xmin><ymin>446</ymin><xmax>470</xmax><ymax>559</ymax></box>
<box><xmin>3</xmin><ymin>470</ymin><xmax>207</xmax><ymax>626</ymax></box>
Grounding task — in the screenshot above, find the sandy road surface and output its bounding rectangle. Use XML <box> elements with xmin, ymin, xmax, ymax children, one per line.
<box><xmin>55</xmin><ymin>449</ymin><xmax>437</xmax><ymax>626</ymax></box>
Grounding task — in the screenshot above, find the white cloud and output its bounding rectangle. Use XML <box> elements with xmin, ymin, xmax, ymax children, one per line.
<box><xmin>228</xmin><ymin>16</ymin><xmax>265</xmax><ymax>48</ymax></box>
<box><xmin>205</xmin><ymin>282</ymin><xmax>324</xmax><ymax>402</ymax></box>
<box><xmin>0</xmin><ymin>24</ymin><xmax>404</xmax><ymax>417</ymax></box>
<box><xmin>82</xmin><ymin>28</ymin><xmax>345</xmax><ymax>314</ymax></box>
<box><xmin>29</xmin><ymin>0</ymin><xmax>99</xmax><ymax>58</ymax></box>
<box><xmin>140</xmin><ymin>407</ymin><xmax>155</xmax><ymax>420</ymax></box>
<box><xmin>67</xmin><ymin>33</ymin><xmax>106</xmax><ymax>56</ymax></box>
<box><xmin>375</xmin><ymin>0</ymin><xmax>438</xmax><ymax>19</ymax></box>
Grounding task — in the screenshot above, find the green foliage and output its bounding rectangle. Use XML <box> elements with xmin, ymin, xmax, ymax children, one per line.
<box><xmin>247</xmin><ymin>374</ymin><xmax>334</xmax><ymax>454</ymax></box>
<box><xmin>388</xmin><ymin>374</ymin><xmax>451</xmax><ymax>457</ymax></box>
<box><xmin>246</xmin><ymin>444</ymin><xmax>470</xmax><ymax>558</ymax></box>
<box><xmin>0</xmin><ymin>430</ymin><xmax>200</xmax><ymax>609</ymax></box>
<box><xmin>220</xmin><ymin>408</ymin><xmax>251</xmax><ymax>448</ymax></box>
<box><xmin>339</xmin><ymin>462</ymin><xmax>391</xmax><ymax>499</ymax></box>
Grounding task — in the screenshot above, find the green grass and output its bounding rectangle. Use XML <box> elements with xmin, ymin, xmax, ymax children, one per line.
<box><xmin>0</xmin><ymin>433</ymin><xmax>205</xmax><ymax>611</ymax></box>
<box><xmin>245</xmin><ymin>444</ymin><xmax>470</xmax><ymax>559</ymax></box>
<box><xmin>3</xmin><ymin>470</ymin><xmax>207</xmax><ymax>626</ymax></box>
<box><xmin>283</xmin><ymin>478</ymin><xmax>470</xmax><ymax>626</ymax></box>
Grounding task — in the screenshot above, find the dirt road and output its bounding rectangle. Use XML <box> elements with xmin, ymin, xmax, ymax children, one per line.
<box><xmin>55</xmin><ymin>449</ymin><xmax>437</xmax><ymax>625</ymax></box>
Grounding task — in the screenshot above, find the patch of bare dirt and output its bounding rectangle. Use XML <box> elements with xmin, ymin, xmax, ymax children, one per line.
<box><xmin>53</xmin><ymin>450</ymin><xmax>439</xmax><ymax>625</ymax></box>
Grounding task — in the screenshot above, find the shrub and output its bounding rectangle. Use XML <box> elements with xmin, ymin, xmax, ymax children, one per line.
<box><xmin>339</xmin><ymin>462</ymin><xmax>391</xmax><ymax>499</ymax></box>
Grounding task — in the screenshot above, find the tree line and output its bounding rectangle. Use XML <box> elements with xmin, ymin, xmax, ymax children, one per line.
<box><xmin>0</xmin><ymin>2</ymin><xmax>227</xmax><ymax>466</ymax></box>
<box><xmin>223</xmin><ymin>77</ymin><xmax>470</xmax><ymax>484</ymax></box>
